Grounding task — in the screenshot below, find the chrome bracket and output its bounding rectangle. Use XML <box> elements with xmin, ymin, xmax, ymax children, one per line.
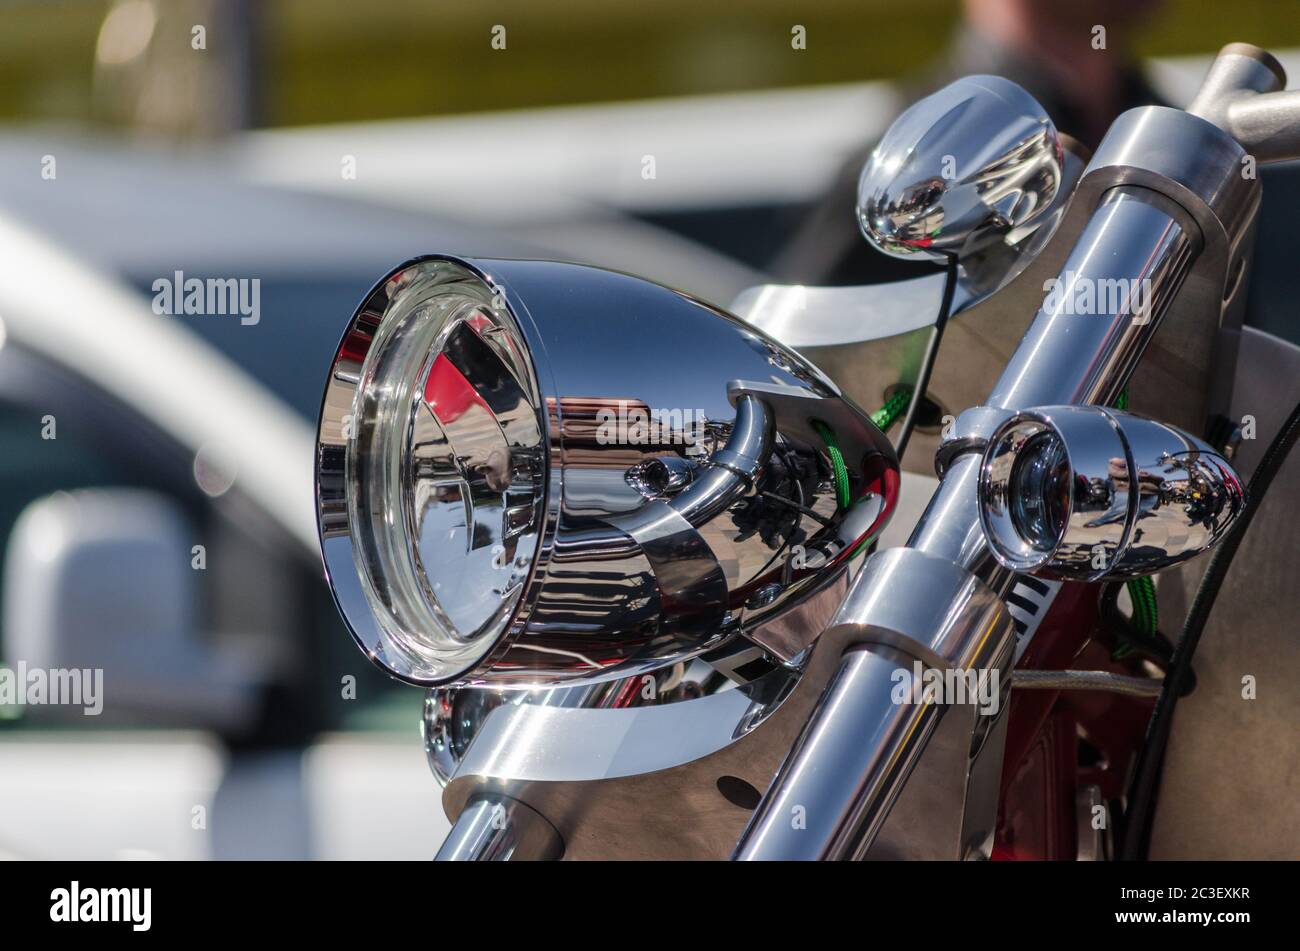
<box><xmin>437</xmin><ymin>548</ymin><xmax>1014</xmax><ymax>860</ymax></box>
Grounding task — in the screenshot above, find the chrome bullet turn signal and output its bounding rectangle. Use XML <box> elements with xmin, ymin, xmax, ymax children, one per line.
<box><xmin>978</xmin><ymin>405</ymin><xmax>1245</xmax><ymax>580</ymax></box>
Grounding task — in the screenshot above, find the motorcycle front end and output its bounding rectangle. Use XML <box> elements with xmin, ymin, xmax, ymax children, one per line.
<box><xmin>313</xmin><ymin>43</ymin><xmax>1297</xmax><ymax>861</ymax></box>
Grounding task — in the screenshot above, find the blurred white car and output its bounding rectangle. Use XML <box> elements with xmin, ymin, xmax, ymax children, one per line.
<box><xmin>0</xmin><ymin>207</ymin><xmax>453</xmax><ymax>858</ymax></box>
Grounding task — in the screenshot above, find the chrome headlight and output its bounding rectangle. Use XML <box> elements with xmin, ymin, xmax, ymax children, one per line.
<box><xmin>317</xmin><ymin>256</ymin><xmax>898</xmax><ymax>686</ymax></box>
<box><xmin>978</xmin><ymin>405</ymin><xmax>1245</xmax><ymax>580</ymax></box>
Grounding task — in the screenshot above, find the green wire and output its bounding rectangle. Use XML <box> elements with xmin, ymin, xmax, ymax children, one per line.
<box><xmin>812</xmin><ymin>419</ymin><xmax>852</xmax><ymax>510</ymax></box>
<box><xmin>871</xmin><ymin>385</ymin><xmax>914</xmax><ymax>432</ymax></box>
<box><xmin>817</xmin><ymin>397</ymin><xmax>905</xmax><ymax>559</ymax></box>
<box><xmin>1130</xmin><ymin>576</ymin><xmax>1159</xmax><ymax>634</ymax></box>
<box><xmin>808</xmin><ymin>389</ymin><xmax>912</xmax><ymax>561</ymax></box>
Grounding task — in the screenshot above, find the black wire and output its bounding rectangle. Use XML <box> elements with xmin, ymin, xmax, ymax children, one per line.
<box><xmin>858</xmin><ymin>255</ymin><xmax>959</xmax><ymax>563</ymax></box>
<box><xmin>1120</xmin><ymin>393</ymin><xmax>1300</xmax><ymax>860</ymax></box>
<box><xmin>893</xmin><ymin>253</ymin><xmax>959</xmax><ymax>461</ymax></box>
<box><xmin>1098</xmin><ymin>582</ymin><xmax>1183</xmax><ymax>674</ymax></box>
<box><xmin>758</xmin><ymin>491</ymin><xmax>833</xmax><ymax>527</ymax></box>
<box><xmin>749</xmin><ymin>446</ymin><xmax>814</xmax><ymax>587</ymax></box>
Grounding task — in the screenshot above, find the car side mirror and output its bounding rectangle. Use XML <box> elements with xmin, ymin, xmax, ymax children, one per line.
<box><xmin>2</xmin><ymin>489</ymin><xmax>261</xmax><ymax>732</ymax></box>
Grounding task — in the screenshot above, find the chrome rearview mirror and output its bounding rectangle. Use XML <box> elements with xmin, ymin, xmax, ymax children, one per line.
<box><xmin>734</xmin><ymin>77</ymin><xmax>1081</xmax><ymax>464</ymax></box>
<box><xmin>316</xmin><ymin>256</ymin><xmax>899</xmax><ymax>687</ymax></box>
<box><xmin>857</xmin><ymin>74</ymin><xmax>1066</xmax><ymax>277</ymax></box>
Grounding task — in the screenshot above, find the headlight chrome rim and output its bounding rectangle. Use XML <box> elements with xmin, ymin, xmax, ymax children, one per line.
<box><xmin>316</xmin><ymin>256</ymin><xmax>555</xmax><ymax>686</ymax></box>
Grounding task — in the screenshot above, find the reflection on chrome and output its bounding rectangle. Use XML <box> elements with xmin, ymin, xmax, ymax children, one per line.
<box><xmin>316</xmin><ymin>256</ymin><xmax>899</xmax><ymax>686</ymax></box>
<box><xmin>857</xmin><ymin>74</ymin><xmax>1064</xmax><ymax>263</ymax></box>
<box><xmin>979</xmin><ymin>405</ymin><xmax>1245</xmax><ymax>580</ymax></box>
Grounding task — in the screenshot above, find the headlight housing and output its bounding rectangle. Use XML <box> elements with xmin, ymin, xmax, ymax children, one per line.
<box><xmin>317</xmin><ymin>256</ymin><xmax>898</xmax><ymax>686</ymax></box>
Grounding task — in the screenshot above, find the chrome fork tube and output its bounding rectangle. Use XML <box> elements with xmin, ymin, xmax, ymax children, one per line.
<box><xmin>434</xmin><ymin>793</ymin><xmax>563</xmax><ymax>861</ymax></box>
<box><xmin>986</xmin><ymin>188</ymin><xmax>1199</xmax><ymax>415</ymax></box>
<box><xmin>734</xmin><ymin>546</ymin><xmax>1012</xmax><ymax>860</ymax></box>
<box><xmin>734</xmin><ymin>186</ymin><xmax>1201</xmax><ymax>861</ymax></box>
<box><xmin>737</xmin><ymin>647</ymin><xmax>944</xmax><ymax>860</ymax></box>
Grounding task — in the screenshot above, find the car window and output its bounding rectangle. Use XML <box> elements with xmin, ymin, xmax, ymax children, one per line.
<box><xmin>125</xmin><ymin>273</ymin><xmax>379</xmax><ymax>421</ymax></box>
<box><xmin>0</xmin><ymin>343</ymin><xmax>414</xmax><ymax>737</ymax></box>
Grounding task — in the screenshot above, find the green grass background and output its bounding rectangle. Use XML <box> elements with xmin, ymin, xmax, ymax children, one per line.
<box><xmin>3</xmin><ymin>0</ymin><xmax>1299</xmax><ymax>127</ymax></box>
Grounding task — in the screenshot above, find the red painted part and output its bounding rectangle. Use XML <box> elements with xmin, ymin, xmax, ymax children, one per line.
<box><xmin>1059</xmin><ymin>639</ymin><xmax>1158</xmax><ymax>802</ymax></box>
<box><xmin>994</xmin><ymin>710</ymin><xmax>1077</xmax><ymax>861</ymax></box>
<box><xmin>995</xmin><ymin>581</ymin><xmax>1161</xmax><ymax>859</ymax></box>
<box><xmin>828</xmin><ymin>452</ymin><xmax>901</xmax><ymax>569</ymax></box>
<box><xmin>999</xmin><ymin>581</ymin><xmax>1099</xmax><ymax>792</ymax></box>
<box><xmin>861</xmin><ymin>461</ymin><xmax>901</xmax><ymax>544</ymax></box>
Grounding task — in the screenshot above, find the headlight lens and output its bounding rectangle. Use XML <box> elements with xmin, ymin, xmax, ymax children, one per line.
<box><xmin>326</xmin><ymin>261</ymin><xmax>546</xmax><ymax>683</ymax></box>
